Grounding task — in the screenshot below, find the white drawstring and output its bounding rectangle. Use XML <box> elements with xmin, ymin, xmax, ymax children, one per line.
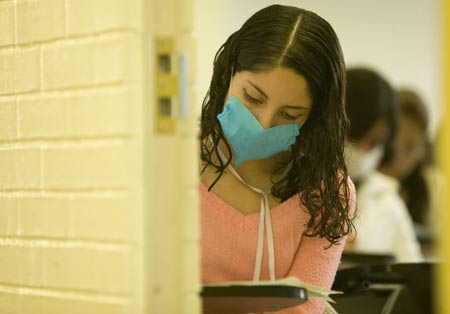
<box><xmin>216</xmin><ymin>147</ymin><xmax>276</xmax><ymax>282</ymax></box>
<box><xmin>254</xmin><ymin>197</ymin><xmax>265</xmax><ymax>281</ymax></box>
<box><xmin>263</xmin><ymin>192</ymin><xmax>275</xmax><ymax>281</ymax></box>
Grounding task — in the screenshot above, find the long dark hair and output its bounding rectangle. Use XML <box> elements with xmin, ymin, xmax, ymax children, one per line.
<box><xmin>346</xmin><ymin>67</ymin><xmax>399</xmax><ymax>167</ymax></box>
<box><xmin>200</xmin><ymin>5</ymin><xmax>353</xmax><ymax>245</ymax></box>
<box><xmin>397</xmin><ymin>89</ymin><xmax>430</xmax><ymax>225</ymax></box>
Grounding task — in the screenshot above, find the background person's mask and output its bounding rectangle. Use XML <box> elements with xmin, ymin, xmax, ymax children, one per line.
<box><xmin>217</xmin><ymin>96</ymin><xmax>301</xmax><ymax>165</ymax></box>
<box><xmin>344</xmin><ymin>143</ymin><xmax>384</xmax><ymax>181</ymax></box>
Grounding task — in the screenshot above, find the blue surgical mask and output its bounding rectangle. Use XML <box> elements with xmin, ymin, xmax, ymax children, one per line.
<box><xmin>217</xmin><ymin>96</ymin><xmax>301</xmax><ymax>165</ymax></box>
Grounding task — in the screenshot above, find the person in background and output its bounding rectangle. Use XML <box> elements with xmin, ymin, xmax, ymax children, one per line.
<box><xmin>378</xmin><ymin>89</ymin><xmax>441</xmax><ymax>259</ymax></box>
<box><xmin>344</xmin><ymin>68</ymin><xmax>423</xmax><ymax>262</ymax></box>
<box><xmin>343</xmin><ymin>68</ymin><xmax>397</xmax><ymax>187</ymax></box>
<box><xmin>199</xmin><ymin>5</ymin><xmax>356</xmax><ymax>313</ymax></box>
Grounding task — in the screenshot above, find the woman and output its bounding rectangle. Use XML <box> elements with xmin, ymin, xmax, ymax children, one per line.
<box><xmin>344</xmin><ymin>68</ymin><xmax>423</xmax><ymax>262</ymax></box>
<box><xmin>344</xmin><ymin>67</ymin><xmax>398</xmax><ymax>187</ymax></box>
<box><xmin>379</xmin><ymin>89</ymin><xmax>429</xmax><ymax>224</ymax></box>
<box><xmin>199</xmin><ymin>5</ymin><xmax>355</xmax><ymax>313</ymax></box>
<box><xmin>379</xmin><ymin>89</ymin><xmax>437</xmax><ymax>258</ymax></box>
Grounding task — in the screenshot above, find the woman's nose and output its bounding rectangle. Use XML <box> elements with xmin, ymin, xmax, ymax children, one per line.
<box><xmin>254</xmin><ymin>111</ymin><xmax>275</xmax><ymax>129</ymax></box>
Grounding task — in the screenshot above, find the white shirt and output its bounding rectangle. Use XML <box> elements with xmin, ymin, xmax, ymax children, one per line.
<box><xmin>354</xmin><ymin>171</ymin><xmax>423</xmax><ymax>262</ymax></box>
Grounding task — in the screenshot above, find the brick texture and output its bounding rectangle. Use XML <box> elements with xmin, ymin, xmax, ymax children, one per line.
<box><xmin>67</xmin><ymin>0</ymin><xmax>140</xmax><ymax>35</ymax></box>
<box><xmin>0</xmin><ymin>1</ymin><xmax>14</xmax><ymax>46</ymax></box>
<box><xmin>0</xmin><ymin>0</ymin><xmax>201</xmax><ymax>313</ymax></box>
<box><xmin>0</xmin><ymin>48</ymin><xmax>40</xmax><ymax>95</ymax></box>
<box><xmin>0</xmin><ymin>0</ymin><xmax>145</xmax><ymax>313</ymax></box>
<box><xmin>0</xmin><ymin>148</ymin><xmax>41</xmax><ymax>190</ymax></box>
<box><xmin>0</xmin><ymin>98</ymin><xmax>17</xmax><ymax>140</ymax></box>
<box><xmin>42</xmin><ymin>144</ymin><xmax>130</xmax><ymax>190</ymax></box>
<box><xmin>15</xmin><ymin>0</ymin><xmax>66</xmax><ymax>44</ymax></box>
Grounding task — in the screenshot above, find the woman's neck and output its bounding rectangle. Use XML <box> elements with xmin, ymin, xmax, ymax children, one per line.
<box><xmin>201</xmin><ymin>138</ymin><xmax>291</xmax><ymax>192</ymax></box>
<box><xmin>231</xmin><ymin>150</ymin><xmax>291</xmax><ymax>192</ymax></box>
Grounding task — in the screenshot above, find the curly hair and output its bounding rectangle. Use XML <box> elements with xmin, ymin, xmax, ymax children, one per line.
<box><xmin>199</xmin><ymin>5</ymin><xmax>353</xmax><ymax>246</ymax></box>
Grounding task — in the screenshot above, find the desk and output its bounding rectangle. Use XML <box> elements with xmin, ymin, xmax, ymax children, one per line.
<box><xmin>201</xmin><ymin>285</ymin><xmax>308</xmax><ymax>314</ymax></box>
<box><xmin>332</xmin><ymin>262</ymin><xmax>435</xmax><ymax>314</ymax></box>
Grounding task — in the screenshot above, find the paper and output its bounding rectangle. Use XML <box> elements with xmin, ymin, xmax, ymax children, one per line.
<box><xmin>203</xmin><ymin>276</ymin><xmax>342</xmax><ymax>303</ymax></box>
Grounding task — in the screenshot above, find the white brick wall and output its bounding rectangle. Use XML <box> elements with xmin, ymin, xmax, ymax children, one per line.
<box><xmin>15</xmin><ymin>0</ymin><xmax>66</xmax><ymax>44</ymax></box>
<box><xmin>0</xmin><ymin>0</ymin><xmax>201</xmax><ymax>313</ymax></box>
<box><xmin>0</xmin><ymin>47</ymin><xmax>40</xmax><ymax>94</ymax></box>
<box><xmin>66</xmin><ymin>0</ymin><xmax>139</xmax><ymax>35</ymax></box>
<box><xmin>0</xmin><ymin>98</ymin><xmax>16</xmax><ymax>139</ymax></box>
<box><xmin>0</xmin><ymin>2</ymin><xmax>14</xmax><ymax>46</ymax></box>
<box><xmin>0</xmin><ymin>0</ymin><xmax>144</xmax><ymax>313</ymax></box>
<box><xmin>0</xmin><ymin>148</ymin><xmax>41</xmax><ymax>189</ymax></box>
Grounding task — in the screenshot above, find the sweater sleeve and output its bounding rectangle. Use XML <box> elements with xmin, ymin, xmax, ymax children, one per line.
<box><xmin>279</xmin><ymin>235</ymin><xmax>347</xmax><ymax>313</ymax></box>
<box><xmin>275</xmin><ymin>178</ymin><xmax>357</xmax><ymax>314</ymax></box>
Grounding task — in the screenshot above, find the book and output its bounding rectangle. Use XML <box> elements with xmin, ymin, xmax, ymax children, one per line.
<box><xmin>201</xmin><ymin>276</ymin><xmax>342</xmax><ymax>313</ymax></box>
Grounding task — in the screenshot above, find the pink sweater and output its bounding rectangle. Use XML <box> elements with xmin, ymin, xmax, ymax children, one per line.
<box><xmin>200</xmin><ymin>180</ymin><xmax>356</xmax><ymax>314</ymax></box>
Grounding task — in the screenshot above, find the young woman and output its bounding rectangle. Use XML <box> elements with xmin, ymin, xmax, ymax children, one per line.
<box><xmin>344</xmin><ymin>67</ymin><xmax>398</xmax><ymax>187</ymax></box>
<box><xmin>379</xmin><ymin>89</ymin><xmax>437</xmax><ymax>258</ymax></box>
<box><xmin>199</xmin><ymin>5</ymin><xmax>355</xmax><ymax>313</ymax></box>
<box><xmin>379</xmin><ymin>89</ymin><xmax>430</xmax><ymax>224</ymax></box>
<box><xmin>344</xmin><ymin>68</ymin><xmax>423</xmax><ymax>262</ymax></box>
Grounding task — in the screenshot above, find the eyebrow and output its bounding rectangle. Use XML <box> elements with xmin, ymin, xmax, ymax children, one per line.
<box><xmin>247</xmin><ymin>80</ymin><xmax>310</xmax><ymax>110</ymax></box>
<box><xmin>284</xmin><ymin>105</ymin><xmax>310</xmax><ymax>110</ymax></box>
<box><xmin>248</xmin><ymin>81</ymin><xmax>269</xmax><ymax>99</ymax></box>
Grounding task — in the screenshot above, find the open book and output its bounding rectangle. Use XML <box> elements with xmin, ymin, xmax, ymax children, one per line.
<box><xmin>201</xmin><ymin>276</ymin><xmax>342</xmax><ymax>313</ymax></box>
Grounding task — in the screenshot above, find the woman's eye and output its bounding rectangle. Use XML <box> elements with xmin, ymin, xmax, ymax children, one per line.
<box><xmin>281</xmin><ymin>111</ymin><xmax>300</xmax><ymax>120</ymax></box>
<box><xmin>243</xmin><ymin>89</ymin><xmax>263</xmax><ymax>104</ymax></box>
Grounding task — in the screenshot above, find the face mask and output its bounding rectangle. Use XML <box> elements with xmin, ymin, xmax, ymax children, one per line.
<box><xmin>217</xmin><ymin>96</ymin><xmax>301</xmax><ymax>165</ymax></box>
<box><xmin>344</xmin><ymin>143</ymin><xmax>384</xmax><ymax>181</ymax></box>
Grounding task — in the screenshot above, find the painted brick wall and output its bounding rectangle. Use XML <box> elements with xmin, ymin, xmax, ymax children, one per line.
<box><xmin>148</xmin><ymin>0</ymin><xmax>201</xmax><ymax>313</ymax></box>
<box><xmin>0</xmin><ymin>0</ymin><xmax>144</xmax><ymax>313</ymax></box>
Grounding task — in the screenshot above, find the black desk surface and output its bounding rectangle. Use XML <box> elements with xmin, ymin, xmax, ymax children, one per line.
<box><xmin>201</xmin><ymin>285</ymin><xmax>308</xmax><ymax>314</ymax></box>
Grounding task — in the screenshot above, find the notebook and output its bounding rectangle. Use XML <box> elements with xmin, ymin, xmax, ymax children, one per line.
<box><xmin>201</xmin><ymin>276</ymin><xmax>341</xmax><ymax>314</ymax></box>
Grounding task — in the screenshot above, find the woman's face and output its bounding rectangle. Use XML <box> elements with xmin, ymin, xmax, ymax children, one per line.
<box><xmin>388</xmin><ymin>116</ymin><xmax>427</xmax><ymax>180</ymax></box>
<box><xmin>344</xmin><ymin>118</ymin><xmax>389</xmax><ymax>181</ymax></box>
<box><xmin>226</xmin><ymin>67</ymin><xmax>312</xmax><ymax>128</ymax></box>
<box><xmin>351</xmin><ymin>118</ymin><xmax>389</xmax><ymax>152</ymax></box>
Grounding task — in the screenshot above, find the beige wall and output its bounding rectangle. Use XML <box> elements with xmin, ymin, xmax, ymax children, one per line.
<box><xmin>149</xmin><ymin>0</ymin><xmax>200</xmax><ymax>313</ymax></box>
<box><xmin>0</xmin><ymin>0</ymin><xmax>145</xmax><ymax>313</ymax></box>
<box><xmin>0</xmin><ymin>0</ymin><xmax>200</xmax><ymax>313</ymax></box>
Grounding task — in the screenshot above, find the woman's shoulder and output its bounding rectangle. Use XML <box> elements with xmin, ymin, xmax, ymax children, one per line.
<box><xmin>358</xmin><ymin>172</ymin><xmax>408</xmax><ymax>214</ymax></box>
<box><xmin>359</xmin><ymin>171</ymin><xmax>399</xmax><ymax>195</ymax></box>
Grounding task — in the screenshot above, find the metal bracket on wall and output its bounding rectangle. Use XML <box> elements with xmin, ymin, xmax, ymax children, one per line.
<box><xmin>154</xmin><ymin>36</ymin><xmax>178</xmax><ymax>134</ymax></box>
